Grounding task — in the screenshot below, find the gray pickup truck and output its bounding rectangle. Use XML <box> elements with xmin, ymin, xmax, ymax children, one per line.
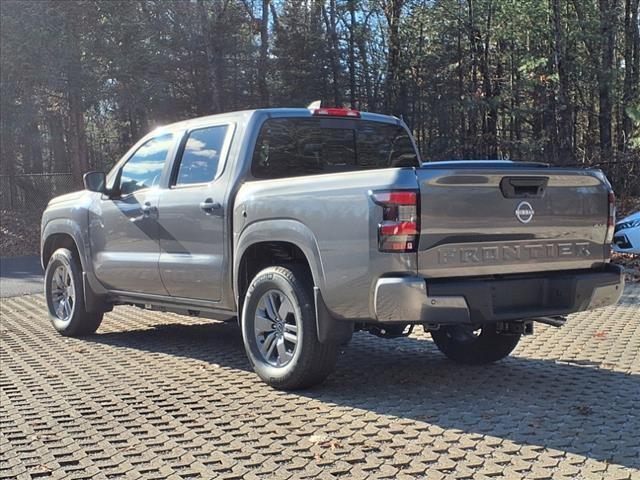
<box><xmin>41</xmin><ymin>107</ymin><xmax>624</xmax><ymax>389</ymax></box>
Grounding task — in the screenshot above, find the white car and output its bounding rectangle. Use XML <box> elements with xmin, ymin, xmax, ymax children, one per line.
<box><xmin>613</xmin><ymin>211</ymin><xmax>640</xmax><ymax>254</ymax></box>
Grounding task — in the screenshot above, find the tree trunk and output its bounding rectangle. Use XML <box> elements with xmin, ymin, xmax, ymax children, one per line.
<box><xmin>479</xmin><ymin>0</ymin><xmax>497</xmax><ymax>158</ymax></box>
<box><xmin>198</xmin><ymin>0</ymin><xmax>226</xmax><ymax>112</ymax></box>
<box><xmin>68</xmin><ymin>86</ymin><xmax>88</xmax><ymax>185</ymax></box>
<box><xmin>551</xmin><ymin>0</ymin><xmax>574</xmax><ymax>165</ymax></box>
<box><xmin>357</xmin><ymin>26</ymin><xmax>373</xmax><ymax>110</ymax></box>
<box><xmin>258</xmin><ymin>0</ymin><xmax>270</xmax><ymax>107</ymax></box>
<box><xmin>46</xmin><ymin>110</ymin><xmax>67</xmax><ymax>173</ymax></box>
<box><xmin>66</xmin><ymin>18</ymin><xmax>88</xmax><ymax>186</ymax></box>
<box><xmin>599</xmin><ymin>0</ymin><xmax>617</xmax><ymax>164</ymax></box>
<box><xmin>321</xmin><ymin>0</ymin><xmax>342</xmax><ymax>106</ymax></box>
<box><xmin>384</xmin><ymin>0</ymin><xmax>403</xmax><ymax>114</ymax></box>
<box><xmin>0</xmin><ymin>109</ymin><xmax>17</xmax><ymax>177</ymax></box>
<box><xmin>348</xmin><ymin>0</ymin><xmax>357</xmax><ymax>109</ymax></box>
<box><xmin>20</xmin><ymin>98</ymin><xmax>43</xmax><ymax>174</ymax></box>
<box><xmin>467</xmin><ymin>0</ymin><xmax>480</xmax><ymax>157</ymax></box>
<box><xmin>457</xmin><ymin>6</ymin><xmax>467</xmax><ymax>158</ymax></box>
<box><xmin>492</xmin><ymin>46</ymin><xmax>504</xmax><ymax>158</ymax></box>
<box><xmin>511</xmin><ymin>39</ymin><xmax>522</xmax><ymax>159</ymax></box>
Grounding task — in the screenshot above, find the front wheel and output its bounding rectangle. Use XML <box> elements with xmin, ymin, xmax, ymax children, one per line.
<box><xmin>44</xmin><ymin>248</ymin><xmax>103</xmax><ymax>336</ymax></box>
<box><xmin>241</xmin><ymin>266</ymin><xmax>339</xmax><ymax>390</ymax></box>
<box><xmin>430</xmin><ymin>324</ymin><xmax>520</xmax><ymax>364</ymax></box>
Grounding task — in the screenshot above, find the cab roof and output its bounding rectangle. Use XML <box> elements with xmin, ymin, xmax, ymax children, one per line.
<box><xmin>152</xmin><ymin>108</ymin><xmax>402</xmax><ymax>135</ymax></box>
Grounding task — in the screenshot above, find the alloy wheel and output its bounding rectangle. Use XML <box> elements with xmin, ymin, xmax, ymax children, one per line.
<box><xmin>50</xmin><ymin>264</ymin><xmax>75</xmax><ymax>322</ymax></box>
<box><xmin>253</xmin><ymin>289</ymin><xmax>300</xmax><ymax>367</ymax></box>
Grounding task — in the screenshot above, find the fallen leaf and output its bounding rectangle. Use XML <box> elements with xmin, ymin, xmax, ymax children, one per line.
<box><xmin>323</xmin><ymin>439</ymin><xmax>342</xmax><ymax>451</ymax></box>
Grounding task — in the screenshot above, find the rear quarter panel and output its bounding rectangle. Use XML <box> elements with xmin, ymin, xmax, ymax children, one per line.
<box><xmin>234</xmin><ymin>168</ymin><xmax>418</xmax><ymax>320</ymax></box>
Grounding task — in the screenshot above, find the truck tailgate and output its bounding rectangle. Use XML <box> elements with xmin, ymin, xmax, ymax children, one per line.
<box><xmin>416</xmin><ymin>163</ymin><xmax>611</xmax><ymax>278</ymax></box>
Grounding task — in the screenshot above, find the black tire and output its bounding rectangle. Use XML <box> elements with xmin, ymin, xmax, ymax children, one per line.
<box><xmin>430</xmin><ymin>324</ymin><xmax>520</xmax><ymax>364</ymax></box>
<box><xmin>44</xmin><ymin>248</ymin><xmax>103</xmax><ymax>337</ymax></box>
<box><xmin>241</xmin><ymin>265</ymin><xmax>339</xmax><ymax>390</ymax></box>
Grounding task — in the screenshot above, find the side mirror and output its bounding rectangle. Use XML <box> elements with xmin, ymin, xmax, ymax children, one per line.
<box><xmin>83</xmin><ymin>171</ymin><xmax>106</xmax><ymax>193</ymax></box>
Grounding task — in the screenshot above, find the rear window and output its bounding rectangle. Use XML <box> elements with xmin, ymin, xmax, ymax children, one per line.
<box><xmin>251</xmin><ymin>118</ymin><xmax>418</xmax><ymax>179</ymax></box>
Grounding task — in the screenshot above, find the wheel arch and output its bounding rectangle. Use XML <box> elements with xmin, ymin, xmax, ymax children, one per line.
<box><xmin>41</xmin><ymin>220</ymin><xmax>106</xmax><ymax>312</ymax></box>
<box><xmin>234</xmin><ymin>220</ymin><xmax>352</xmax><ymax>344</ymax></box>
<box><xmin>41</xmin><ymin>220</ymin><xmax>87</xmax><ymax>270</ymax></box>
<box><xmin>234</xmin><ymin>219</ymin><xmax>325</xmax><ymax>306</ymax></box>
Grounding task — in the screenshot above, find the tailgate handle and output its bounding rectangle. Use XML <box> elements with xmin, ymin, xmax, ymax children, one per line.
<box><xmin>500</xmin><ymin>177</ymin><xmax>548</xmax><ymax>198</ymax></box>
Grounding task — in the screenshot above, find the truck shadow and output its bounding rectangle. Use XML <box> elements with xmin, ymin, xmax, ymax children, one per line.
<box><xmin>85</xmin><ymin>320</ymin><xmax>640</xmax><ymax>470</ymax></box>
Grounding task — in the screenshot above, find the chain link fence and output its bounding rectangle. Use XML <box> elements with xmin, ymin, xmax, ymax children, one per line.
<box><xmin>0</xmin><ymin>173</ymin><xmax>79</xmax><ymax>212</ymax></box>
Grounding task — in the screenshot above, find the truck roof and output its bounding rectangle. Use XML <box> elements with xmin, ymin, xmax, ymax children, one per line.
<box><xmin>153</xmin><ymin>108</ymin><xmax>402</xmax><ymax>134</ymax></box>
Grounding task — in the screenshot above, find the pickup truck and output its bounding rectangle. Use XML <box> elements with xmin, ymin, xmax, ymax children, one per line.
<box><xmin>41</xmin><ymin>107</ymin><xmax>624</xmax><ymax>389</ymax></box>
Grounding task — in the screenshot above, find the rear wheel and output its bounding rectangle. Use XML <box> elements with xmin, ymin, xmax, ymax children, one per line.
<box><xmin>430</xmin><ymin>324</ymin><xmax>520</xmax><ymax>364</ymax></box>
<box><xmin>44</xmin><ymin>248</ymin><xmax>103</xmax><ymax>336</ymax></box>
<box><xmin>241</xmin><ymin>266</ymin><xmax>339</xmax><ymax>390</ymax></box>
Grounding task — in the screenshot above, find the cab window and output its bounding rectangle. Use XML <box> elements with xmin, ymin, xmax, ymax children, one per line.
<box><xmin>173</xmin><ymin>125</ymin><xmax>229</xmax><ymax>186</ymax></box>
<box><xmin>251</xmin><ymin>118</ymin><xmax>418</xmax><ymax>179</ymax></box>
<box><xmin>119</xmin><ymin>133</ymin><xmax>174</xmax><ymax>195</ymax></box>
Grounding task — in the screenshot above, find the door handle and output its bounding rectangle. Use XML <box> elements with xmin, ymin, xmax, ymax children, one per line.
<box><xmin>142</xmin><ymin>201</ymin><xmax>158</xmax><ymax>217</ymax></box>
<box><xmin>200</xmin><ymin>198</ymin><xmax>222</xmax><ymax>215</ymax></box>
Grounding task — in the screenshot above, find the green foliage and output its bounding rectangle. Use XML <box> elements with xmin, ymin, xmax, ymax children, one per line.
<box><xmin>627</xmin><ymin>105</ymin><xmax>640</xmax><ymax>125</ymax></box>
<box><xmin>627</xmin><ymin>106</ymin><xmax>640</xmax><ymax>149</ymax></box>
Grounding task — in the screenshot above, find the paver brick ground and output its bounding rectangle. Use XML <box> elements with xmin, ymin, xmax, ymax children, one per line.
<box><xmin>1</xmin><ymin>285</ymin><xmax>639</xmax><ymax>479</ymax></box>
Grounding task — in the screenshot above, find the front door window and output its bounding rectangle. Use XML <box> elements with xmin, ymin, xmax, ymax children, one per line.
<box><xmin>119</xmin><ymin>133</ymin><xmax>174</xmax><ymax>195</ymax></box>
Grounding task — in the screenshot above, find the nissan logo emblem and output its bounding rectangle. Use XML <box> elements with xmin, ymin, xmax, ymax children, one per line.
<box><xmin>515</xmin><ymin>201</ymin><xmax>534</xmax><ymax>223</ymax></box>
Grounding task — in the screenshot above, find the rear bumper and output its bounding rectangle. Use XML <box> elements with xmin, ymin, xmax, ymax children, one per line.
<box><xmin>374</xmin><ymin>264</ymin><xmax>624</xmax><ymax>324</ymax></box>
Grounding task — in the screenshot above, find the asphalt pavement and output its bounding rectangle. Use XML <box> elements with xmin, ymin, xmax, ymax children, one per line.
<box><xmin>0</xmin><ymin>255</ymin><xmax>43</xmax><ymax>298</ymax></box>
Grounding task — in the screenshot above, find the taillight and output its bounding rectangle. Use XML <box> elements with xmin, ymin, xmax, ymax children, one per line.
<box><xmin>371</xmin><ymin>190</ymin><xmax>419</xmax><ymax>252</ymax></box>
<box><xmin>312</xmin><ymin>107</ymin><xmax>361</xmax><ymax>118</ymax></box>
<box><xmin>606</xmin><ymin>191</ymin><xmax>616</xmax><ymax>244</ymax></box>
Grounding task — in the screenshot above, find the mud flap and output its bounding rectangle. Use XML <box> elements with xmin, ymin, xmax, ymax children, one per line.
<box><xmin>314</xmin><ymin>287</ymin><xmax>353</xmax><ymax>344</ymax></box>
<box><xmin>83</xmin><ymin>272</ymin><xmax>110</xmax><ymax>313</ymax></box>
